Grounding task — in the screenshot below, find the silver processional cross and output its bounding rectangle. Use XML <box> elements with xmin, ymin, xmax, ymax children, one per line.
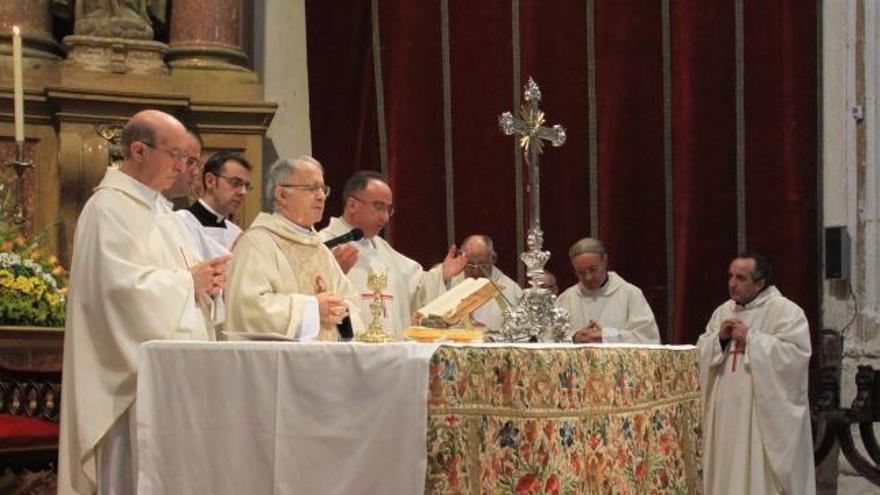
<box><xmin>497</xmin><ymin>77</ymin><xmax>570</xmax><ymax>342</ymax></box>
<box><xmin>499</xmin><ymin>78</ymin><xmax>566</xmax><ymax>236</ymax></box>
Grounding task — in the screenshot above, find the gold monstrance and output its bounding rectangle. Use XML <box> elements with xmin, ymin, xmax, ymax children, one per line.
<box><xmin>355</xmin><ymin>268</ymin><xmax>396</xmax><ymax>343</ymax></box>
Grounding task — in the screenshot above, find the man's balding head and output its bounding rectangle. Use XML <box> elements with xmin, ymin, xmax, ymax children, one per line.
<box><xmin>120</xmin><ymin>110</ymin><xmax>191</xmax><ymax>192</ymax></box>
<box><xmin>462</xmin><ymin>234</ymin><xmax>497</xmax><ymax>279</ymax></box>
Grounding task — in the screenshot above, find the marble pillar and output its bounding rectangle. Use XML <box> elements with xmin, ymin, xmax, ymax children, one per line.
<box><xmin>167</xmin><ymin>0</ymin><xmax>250</xmax><ymax>72</ymax></box>
<box><xmin>0</xmin><ymin>0</ymin><xmax>64</xmax><ymax>60</ymax></box>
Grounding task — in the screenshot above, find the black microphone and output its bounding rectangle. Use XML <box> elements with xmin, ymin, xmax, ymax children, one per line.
<box><xmin>338</xmin><ymin>316</ymin><xmax>354</xmax><ymax>341</ymax></box>
<box><xmin>324</xmin><ymin>228</ymin><xmax>364</xmax><ymax>249</ymax></box>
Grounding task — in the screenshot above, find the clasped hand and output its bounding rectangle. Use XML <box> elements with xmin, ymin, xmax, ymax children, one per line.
<box><xmin>572</xmin><ymin>320</ymin><xmax>603</xmax><ymax>344</ymax></box>
<box><xmin>190</xmin><ymin>254</ymin><xmax>232</xmax><ymax>297</ymax></box>
<box><xmin>720</xmin><ymin>318</ymin><xmax>749</xmax><ymax>344</ymax></box>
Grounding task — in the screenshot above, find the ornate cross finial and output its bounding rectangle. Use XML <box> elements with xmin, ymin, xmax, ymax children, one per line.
<box><xmin>496</xmin><ymin>77</ymin><xmax>570</xmax><ymax>343</ymax></box>
<box><xmin>498</xmin><ymin>77</ymin><xmax>566</xmax><ymax>165</ymax></box>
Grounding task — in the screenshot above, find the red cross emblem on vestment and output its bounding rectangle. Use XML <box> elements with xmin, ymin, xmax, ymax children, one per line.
<box><xmin>730</xmin><ymin>342</ymin><xmax>745</xmax><ymax>372</ymax></box>
<box><xmin>361</xmin><ymin>291</ymin><xmax>394</xmax><ymax>317</ymax></box>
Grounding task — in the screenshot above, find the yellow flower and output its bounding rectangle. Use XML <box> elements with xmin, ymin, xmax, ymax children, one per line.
<box><xmin>45</xmin><ymin>292</ymin><xmax>60</xmax><ymax>306</ymax></box>
<box><xmin>0</xmin><ymin>269</ymin><xmax>11</xmax><ymax>285</ymax></box>
<box><xmin>12</xmin><ymin>275</ymin><xmax>33</xmax><ymax>294</ymax></box>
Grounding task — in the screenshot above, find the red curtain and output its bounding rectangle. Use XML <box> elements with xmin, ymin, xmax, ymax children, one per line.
<box><xmin>520</xmin><ymin>0</ymin><xmax>592</xmax><ymax>285</ymax></box>
<box><xmin>376</xmin><ymin>2</ymin><xmax>448</xmax><ymax>263</ymax></box>
<box><xmin>305</xmin><ymin>0</ymin><xmax>379</xmax><ymax>220</ymax></box>
<box><xmin>594</xmin><ymin>0</ymin><xmax>668</xmax><ymax>333</ymax></box>
<box><xmin>670</xmin><ymin>0</ymin><xmax>738</xmax><ymax>342</ymax></box>
<box><xmin>447</xmin><ymin>2</ymin><xmax>518</xmax><ymax>272</ymax></box>
<box><xmin>305</xmin><ymin>0</ymin><xmax>818</xmax><ymax>344</ymax></box>
<box><xmin>743</xmin><ymin>1</ymin><xmax>819</xmax><ymax>345</ymax></box>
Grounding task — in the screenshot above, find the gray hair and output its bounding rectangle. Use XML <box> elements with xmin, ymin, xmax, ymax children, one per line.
<box><xmin>568</xmin><ymin>237</ymin><xmax>606</xmax><ymax>259</ymax></box>
<box><xmin>120</xmin><ymin>121</ymin><xmax>156</xmax><ymax>159</ymax></box>
<box><xmin>265</xmin><ymin>155</ymin><xmax>324</xmax><ymax>210</ymax></box>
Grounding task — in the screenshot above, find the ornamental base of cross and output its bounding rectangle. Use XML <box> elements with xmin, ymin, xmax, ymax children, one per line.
<box><xmin>496</xmin><ymin>227</ymin><xmax>570</xmax><ymax>343</ymax></box>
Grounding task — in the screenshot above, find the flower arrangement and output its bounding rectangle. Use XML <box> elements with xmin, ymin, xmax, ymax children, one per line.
<box><xmin>0</xmin><ymin>186</ymin><xmax>67</xmax><ymax>327</ymax></box>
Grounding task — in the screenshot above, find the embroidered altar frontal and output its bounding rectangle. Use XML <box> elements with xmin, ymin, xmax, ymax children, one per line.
<box><xmin>425</xmin><ymin>345</ymin><xmax>703</xmax><ymax>494</ymax></box>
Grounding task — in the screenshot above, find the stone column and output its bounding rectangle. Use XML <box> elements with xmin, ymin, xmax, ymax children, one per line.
<box><xmin>0</xmin><ymin>0</ymin><xmax>64</xmax><ymax>60</ymax></box>
<box><xmin>167</xmin><ymin>0</ymin><xmax>250</xmax><ymax>72</ymax></box>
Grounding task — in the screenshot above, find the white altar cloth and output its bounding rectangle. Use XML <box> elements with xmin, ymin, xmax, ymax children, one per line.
<box><xmin>136</xmin><ymin>341</ymin><xmax>440</xmax><ymax>495</ymax></box>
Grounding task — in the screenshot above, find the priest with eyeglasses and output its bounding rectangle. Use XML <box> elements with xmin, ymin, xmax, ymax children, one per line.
<box><xmin>319</xmin><ymin>171</ymin><xmax>467</xmax><ymax>338</ymax></box>
<box><xmin>176</xmin><ymin>150</ymin><xmax>253</xmax><ymax>255</ymax></box>
<box><xmin>225</xmin><ymin>156</ymin><xmax>363</xmax><ymax>341</ymax></box>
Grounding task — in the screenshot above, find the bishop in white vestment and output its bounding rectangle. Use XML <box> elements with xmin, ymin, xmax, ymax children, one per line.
<box><xmin>58</xmin><ymin>111</ymin><xmax>228</xmax><ymax>495</ymax></box>
<box><xmin>696</xmin><ymin>254</ymin><xmax>815</xmax><ymax>495</ymax></box>
<box><xmin>225</xmin><ymin>156</ymin><xmax>363</xmax><ymax>341</ymax></box>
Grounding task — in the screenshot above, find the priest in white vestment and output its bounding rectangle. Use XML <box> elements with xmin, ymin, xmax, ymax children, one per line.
<box><xmin>58</xmin><ymin>110</ymin><xmax>231</xmax><ymax>495</ymax></box>
<box><xmin>319</xmin><ymin>171</ymin><xmax>466</xmax><ymax>338</ymax></box>
<box><xmin>446</xmin><ymin>235</ymin><xmax>522</xmax><ymax>332</ymax></box>
<box><xmin>556</xmin><ymin>237</ymin><xmax>660</xmax><ymax>344</ymax></box>
<box><xmin>697</xmin><ymin>253</ymin><xmax>815</xmax><ymax>495</ymax></box>
<box><xmin>176</xmin><ymin>151</ymin><xmax>252</xmax><ymax>255</ymax></box>
<box><xmin>225</xmin><ymin>156</ymin><xmax>364</xmax><ymax>341</ymax></box>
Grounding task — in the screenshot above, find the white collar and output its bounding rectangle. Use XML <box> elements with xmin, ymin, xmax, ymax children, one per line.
<box><xmin>109</xmin><ymin>168</ymin><xmax>166</xmax><ymax>214</ymax></box>
<box><xmin>281</xmin><ymin>215</ymin><xmax>316</xmax><ymax>236</ymax></box>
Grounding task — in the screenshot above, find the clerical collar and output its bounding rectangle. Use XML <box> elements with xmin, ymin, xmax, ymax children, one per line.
<box><xmin>187</xmin><ymin>200</ymin><xmax>227</xmax><ymax>228</ymax></box>
<box><xmin>281</xmin><ymin>215</ymin><xmax>316</xmax><ymax>236</ymax></box>
<box><xmin>735</xmin><ymin>284</ymin><xmax>770</xmax><ymax>307</ymax></box>
<box><xmin>199</xmin><ymin>199</ymin><xmax>226</xmax><ymax>223</ymax></box>
<box><xmin>579</xmin><ymin>274</ymin><xmax>610</xmax><ymax>294</ymax></box>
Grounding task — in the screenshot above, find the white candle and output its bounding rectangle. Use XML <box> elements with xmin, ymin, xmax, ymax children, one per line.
<box><xmin>12</xmin><ymin>26</ymin><xmax>24</xmax><ymax>143</ymax></box>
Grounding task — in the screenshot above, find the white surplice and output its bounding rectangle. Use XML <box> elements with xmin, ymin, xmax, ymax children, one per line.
<box><xmin>319</xmin><ymin>217</ymin><xmax>446</xmax><ymax>338</ymax></box>
<box><xmin>225</xmin><ymin>212</ymin><xmax>364</xmax><ymax>341</ymax></box>
<box><xmin>696</xmin><ymin>286</ymin><xmax>815</xmax><ymax>495</ymax></box>
<box><xmin>447</xmin><ymin>268</ymin><xmax>523</xmax><ymax>332</ymax></box>
<box><xmin>175</xmin><ymin>199</ymin><xmax>242</xmax><ymax>255</ymax></box>
<box><xmin>58</xmin><ymin>168</ymin><xmax>209</xmax><ymax>495</ymax></box>
<box><xmin>556</xmin><ymin>271</ymin><xmax>660</xmax><ymax>343</ymax></box>
<box><xmin>174</xmin><ymin>202</ymin><xmax>235</xmax><ymax>332</ymax></box>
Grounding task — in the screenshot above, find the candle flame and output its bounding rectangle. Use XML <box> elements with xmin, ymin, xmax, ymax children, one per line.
<box><xmin>12</xmin><ymin>26</ymin><xmax>19</xmax><ymax>35</ymax></box>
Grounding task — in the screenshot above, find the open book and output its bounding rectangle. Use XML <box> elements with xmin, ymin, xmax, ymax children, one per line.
<box><xmin>412</xmin><ymin>277</ymin><xmax>499</xmax><ymax>328</ymax></box>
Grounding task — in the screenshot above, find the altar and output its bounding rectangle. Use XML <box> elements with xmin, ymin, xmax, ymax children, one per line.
<box><xmin>135</xmin><ymin>341</ymin><xmax>702</xmax><ymax>494</ymax></box>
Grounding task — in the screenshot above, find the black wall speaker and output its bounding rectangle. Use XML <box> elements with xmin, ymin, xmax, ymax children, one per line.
<box><xmin>825</xmin><ymin>226</ymin><xmax>850</xmax><ymax>280</ymax></box>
